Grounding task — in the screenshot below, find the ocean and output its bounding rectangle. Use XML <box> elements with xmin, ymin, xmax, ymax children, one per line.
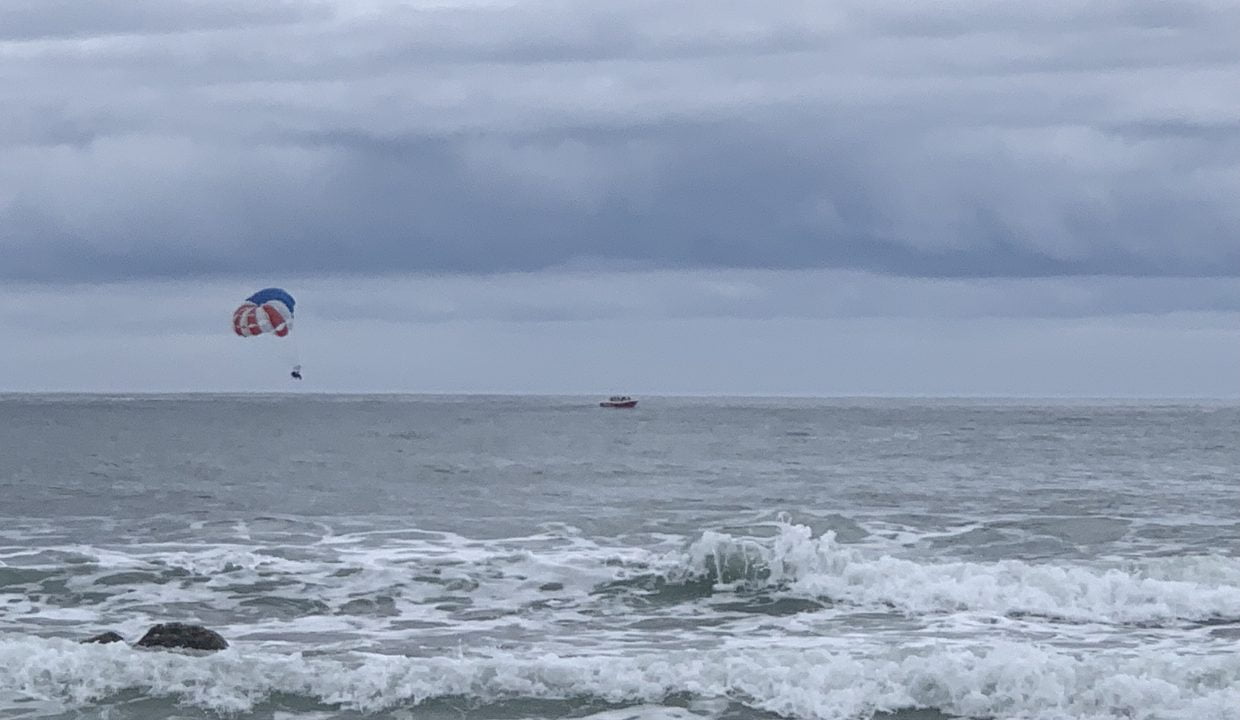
<box><xmin>1</xmin><ymin>395</ymin><xmax>1238</xmax><ymax>720</ymax></box>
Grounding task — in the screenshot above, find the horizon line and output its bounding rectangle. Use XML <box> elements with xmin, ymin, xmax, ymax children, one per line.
<box><xmin>2</xmin><ymin>391</ymin><xmax>1239</xmax><ymax>403</ymax></box>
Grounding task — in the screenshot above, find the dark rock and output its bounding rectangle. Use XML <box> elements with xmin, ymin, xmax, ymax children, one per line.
<box><xmin>135</xmin><ymin>623</ymin><xmax>228</xmax><ymax>651</ymax></box>
<box><xmin>81</xmin><ymin>631</ymin><xmax>125</xmax><ymax>644</ymax></box>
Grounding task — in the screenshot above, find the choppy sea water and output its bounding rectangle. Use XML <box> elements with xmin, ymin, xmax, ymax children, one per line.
<box><xmin>1</xmin><ymin>395</ymin><xmax>1238</xmax><ymax>720</ymax></box>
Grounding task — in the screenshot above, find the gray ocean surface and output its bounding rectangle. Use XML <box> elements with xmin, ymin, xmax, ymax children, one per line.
<box><xmin>2</xmin><ymin>395</ymin><xmax>1239</xmax><ymax>720</ymax></box>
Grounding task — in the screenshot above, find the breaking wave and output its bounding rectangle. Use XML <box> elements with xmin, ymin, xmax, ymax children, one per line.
<box><xmin>4</xmin><ymin>636</ymin><xmax>1240</xmax><ymax>720</ymax></box>
<box><xmin>628</xmin><ymin>522</ymin><xmax>1240</xmax><ymax>627</ymax></box>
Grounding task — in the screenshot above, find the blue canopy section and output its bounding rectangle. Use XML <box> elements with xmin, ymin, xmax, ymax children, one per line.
<box><xmin>246</xmin><ymin>288</ymin><xmax>296</xmax><ymax>314</ymax></box>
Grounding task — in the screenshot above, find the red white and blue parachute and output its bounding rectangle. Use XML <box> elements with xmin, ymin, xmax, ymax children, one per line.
<box><xmin>233</xmin><ymin>288</ymin><xmax>295</xmax><ymax>338</ymax></box>
<box><xmin>233</xmin><ymin>288</ymin><xmax>302</xmax><ymax>379</ymax></box>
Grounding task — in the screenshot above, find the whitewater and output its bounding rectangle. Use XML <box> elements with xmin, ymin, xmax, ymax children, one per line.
<box><xmin>1</xmin><ymin>395</ymin><xmax>1237</xmax><ymax>720</ymax></box>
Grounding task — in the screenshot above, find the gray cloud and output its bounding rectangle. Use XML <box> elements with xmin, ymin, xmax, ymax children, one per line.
<box><xmin>8</xmin><ymin>270</ymin><xmax>1240</xmax><ymax>334</ymax></box>
<box><xmin>0</xmin><ymin>0</ymin><xmax>320</xmax><ymax>42</ymax></box>
<box><xmin>3</xmin><ymin>0</ymin><xmax>1240</xmax><ymax>282</ymax></box>
<box><xmin>4</xmin><ymin>272</ymin><xmax>1240</xmax><ymax>395</ymax></box>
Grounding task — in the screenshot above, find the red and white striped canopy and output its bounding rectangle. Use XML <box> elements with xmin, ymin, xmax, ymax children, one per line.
<box><xmin>232</xmin><ymin>301</ymin><xmax>292</xmax><ymax>338</ymax></box>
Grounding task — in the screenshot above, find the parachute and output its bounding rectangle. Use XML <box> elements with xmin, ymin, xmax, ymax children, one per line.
<box><xmin>233</xmin><ymin>288</ymin><xmax>295</xmax><ymax>338</ymax></box>
<box><xmin>233</xmin><ymin>288</ymin><xmax>301</xmax><ymax>379</ymax></box>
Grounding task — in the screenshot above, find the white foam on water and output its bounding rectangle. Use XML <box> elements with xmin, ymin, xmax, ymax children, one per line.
<box><xmin>572</xmin><ymin>706</ymin><xmax>709</xmax><ymax>720</ymax></box>
<box><xmin>4</xmin><ymin>519</ymin><xmax>1237</xmax><ymax>720</ymax></box>
<box><xmin>0</xmin><ymin>526</ymin><xmax>669</xmax><ymax>655</ymax></box>
<box><xmin>7</xmin><ymin>520</ymin><xmax>1240</xmax><ymax>665</ymax></box>
<box><xmin>668</xmin><ymin>522</ymin><xmax>1240</xmax><ymax>626</ymax></box>
<box><xmin>2</xmin><ymin>637</ymin><xmax>1238</xmax><ymax>720</ymax></box>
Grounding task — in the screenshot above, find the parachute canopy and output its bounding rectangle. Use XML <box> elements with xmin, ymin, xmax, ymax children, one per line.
<box><xmin>233</xmin><ymin>287</ymin><xmax>295</xmax><ymax>338</ymax></box>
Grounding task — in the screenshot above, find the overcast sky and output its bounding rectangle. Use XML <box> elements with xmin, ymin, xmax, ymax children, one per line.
<box><xmin>3</xmin><ymin>0</ymin><xmax>1240</xmax><ymax>395</ymax></box>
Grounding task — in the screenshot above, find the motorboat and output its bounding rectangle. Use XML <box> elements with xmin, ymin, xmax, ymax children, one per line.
<box><xmin>600</xmin><ymin>396</ymin><xmax>638</xmax><ymax>408</ymax></box>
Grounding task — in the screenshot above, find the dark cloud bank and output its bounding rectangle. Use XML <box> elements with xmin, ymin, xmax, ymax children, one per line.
<box><xmin>3</xmin><ymin>0</ymin><xmax>1240</xmax><ymax>282</ymax></box>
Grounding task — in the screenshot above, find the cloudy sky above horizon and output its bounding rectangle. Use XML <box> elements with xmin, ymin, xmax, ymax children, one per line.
<box><xmin>4</xmin><ymin>0</ymin><xmax>1240</xmax><ymax>395</ymax></box>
